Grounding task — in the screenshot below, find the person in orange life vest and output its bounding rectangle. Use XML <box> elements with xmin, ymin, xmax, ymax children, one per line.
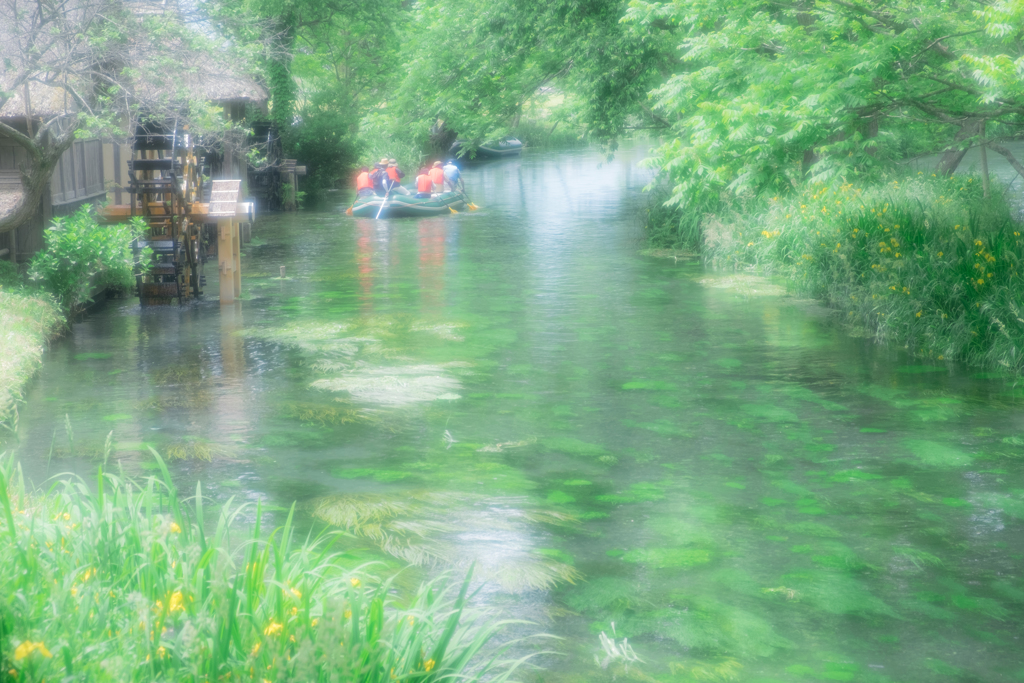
<box><xmin>428</xmin><ymin>161</ymin><xmax>445</xmax><ymax>193</ymax></box>
<box><xmin>355</xmin><ymin>167</ymin><xmax>374</xmax><ymax>197</ymax></box>
<box><xmin>415</xmin><ymin>168</ymin><xmax>433</xmax><ymax>198</ymax></box>
<box><xmin>386</xmin><ymin>159</ymin><xmax>411</xmax><ymax>195</ymax></box>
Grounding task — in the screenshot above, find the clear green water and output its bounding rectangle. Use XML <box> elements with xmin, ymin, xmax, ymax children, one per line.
<box><xmin>15</xmin><ymin>146</ymin><xmax>1024</xmax><ymax>682</ymax></box>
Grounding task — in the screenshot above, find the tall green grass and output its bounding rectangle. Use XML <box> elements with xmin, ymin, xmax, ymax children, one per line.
<box><xmin>0</xmin><ymin>451</ymin><xmax>544</xmax><ymax>682</ymax></box>
<box><xmin>643</xmin><ymin>180</ymin><xmax>718</xmax><ymax>252</ymax></box>
<box><xmin>0</xmin><ymin>291</ymin><xmax>63</xmax><ymax>439</ymax></box>
<box><xmin>706</xmin><ymin>173</ymin><xmax>1024</xmax><ymax>372</ymax></box>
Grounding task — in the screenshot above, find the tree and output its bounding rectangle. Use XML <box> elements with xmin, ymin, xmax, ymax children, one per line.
<box><xmin>0</xmin><ymin>0</ymin><xmax>126</xmax><ymax>235</ymax></box>
<box><xmin>0</xmin><ymin>0</ymin><xmax>256</xmax><ymax>235</ymax></box>
<box><xmin>621</xmin><ymin>0</ymin><xmax>1024</xmax><ymax>213</ymax></box>
<box><xmin>366</xmin><ymin>0</ymin><xmax>674</xmax><ymax>156</ymax></box>
<box><xmin>208</xmin><ymin>0</ymin><xmax>406</xmax><ymax>192</ymax></box>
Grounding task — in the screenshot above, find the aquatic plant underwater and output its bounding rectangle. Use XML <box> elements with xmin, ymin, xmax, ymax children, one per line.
<box><xmin>0</xmin><ymin>452</ymin><xmax>544</xmax><ymax>682</ymax></box>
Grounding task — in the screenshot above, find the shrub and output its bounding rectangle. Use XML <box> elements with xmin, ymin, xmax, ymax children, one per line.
<box><xmin>0</xmin><ymin>452</ymin><xmax>541</xmax><ymax>682</ymax></box>
<box><xmin>0</xmin><ymin>260</ymin><xmax>20</xmax><ymax>290</ymax></box>
<box><xmin>26</xmin><ymin>206</ymin><xmax>149</xmax><ymax>313</ymax></box>
<box><xmin>706</xmin><ymin>173</ymin><xmax>1024</xmax><ymax>372</ymax></box>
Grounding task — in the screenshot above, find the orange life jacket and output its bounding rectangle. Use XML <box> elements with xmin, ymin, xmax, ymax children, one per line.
<box><xmin>387</xmin><ymin>167</ymin><xmax>402</xmax><ymax>182</ymax></box>
<box><xmin>428</xmin><ymin>167</ymin><xmax>445</xmax><ymax>185</ymax></box>
<box><xmin>356</xmin><ymin>171</ymin><xmax>371</xmax><ymax>191</ymax></box>
<box><xmin>416</xmin><ymin>174</ymin><xmax>433</xmax><ymax>193</ymax></box>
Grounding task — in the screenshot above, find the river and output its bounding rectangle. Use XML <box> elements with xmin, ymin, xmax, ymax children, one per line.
<box><xmin>14</xmin><ymin>145</ymin><xmax>1024</xmax><ymax>682</ymax></box>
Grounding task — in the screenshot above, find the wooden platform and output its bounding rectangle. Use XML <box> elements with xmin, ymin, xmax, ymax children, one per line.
<box><xmin>98</xmin><ymin>202</ymin><xmax>254</xmax><ymax>222</ymax></box>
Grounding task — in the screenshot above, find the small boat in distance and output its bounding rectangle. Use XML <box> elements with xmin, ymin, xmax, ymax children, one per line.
<box><xmin>348</xmin><ymin>191</ymin><xmax>468</xmax><ymax>218</ymax></box>
<box><xmin>450</xmin><ymin>137</ymin><xmax>523</xmax><ymax>161</ymax></box>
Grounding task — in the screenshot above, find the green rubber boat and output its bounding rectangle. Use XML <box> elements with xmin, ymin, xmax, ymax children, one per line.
<box><xmin>348</xmin><ymin>191</ymin><xmax>467</xmax><ymax>218</ymax></box>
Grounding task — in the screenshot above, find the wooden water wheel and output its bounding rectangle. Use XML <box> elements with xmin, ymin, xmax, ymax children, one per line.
<box><xmin>128</xmin><ymin>124</ymin><xmax>206</xmax><ymax>305</ymax></box>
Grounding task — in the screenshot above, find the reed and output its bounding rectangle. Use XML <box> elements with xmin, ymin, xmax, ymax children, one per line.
<box><xmin>0</xmin><ymin>451</ymin><xmax>544</xmax><ymax>682</ymax></box>
<box><xmin>706</xmin><ymin>173</ymin><xmax>1024</xmax><ymax>373</ymax></box>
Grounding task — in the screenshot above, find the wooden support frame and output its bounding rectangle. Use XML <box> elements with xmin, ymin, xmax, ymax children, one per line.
<box><xmin>217</xmin><ymin>217</ymin><xmax>241</xmax><ymax>304</ymax></box>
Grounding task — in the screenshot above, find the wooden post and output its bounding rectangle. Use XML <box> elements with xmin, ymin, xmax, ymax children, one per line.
<box><xmin>232</xmin><ymin>218</ymin><xmax>241</xmax><ymax>299</ymax></box>
<box><xmin>208</xmin><ymin>179</ymin><xmax>243</xmax><ymax>305</ymax></box>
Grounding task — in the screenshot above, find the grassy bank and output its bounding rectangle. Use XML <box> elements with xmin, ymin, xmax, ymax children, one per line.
<box><xmin>702</xmin><ymin>174</ymin><xmax>1024</xmax><ymax>372</ymax></box>
<box><xmin>0</xmin><ymin>288</ymin><xmax>63</xmax><ymax>437</ymax></box>
<box><xmin>0</xmin><ymin>453</ymin><xmax>537</xmax><ymax>682</ymax></box>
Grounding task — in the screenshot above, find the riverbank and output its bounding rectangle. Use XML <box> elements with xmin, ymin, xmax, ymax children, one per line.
<box><xmin>0</xmin><ymin>289</ymin><xmax>63</xmax><ymax>436</ymax></box>
<box><xmin>703</xmin><ymin>173</ymin><xmax>1024</xmax><ymax>373</ymax></box>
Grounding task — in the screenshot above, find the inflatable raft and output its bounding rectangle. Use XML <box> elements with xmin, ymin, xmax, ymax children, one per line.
<box><xmin>450</xmin><ymin>137</ymin><xmax>523</xmax><ymax>161</ymax></box>
<box><xmin>348</xmin><ymin>191</ymin><xmax>467</xmax><ymax>218</ymax></box>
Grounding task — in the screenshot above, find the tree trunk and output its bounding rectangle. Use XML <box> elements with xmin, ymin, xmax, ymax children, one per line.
<box><xmin>936</xmin><ymin>119</ymin><xmax>982</xmax><ymax>177</ymax></box>
<box><xmin>989</xmin><ymin>144</ymin><xmax>1024</xmax><ymax>182</ymax></box>
<box><xmin>979</xmin><ymin>120</ymin><xmax>990</xmax><ymax>198</ymax></box>
<box><xmin>0</xmin><ymin>124</ymin><xmax>77</xmax><ymax>236</ymax></box>
<box><xmin>801</xmin><ymin>148</ymin><xmax>818</xmax><ymax>179</ymax></box>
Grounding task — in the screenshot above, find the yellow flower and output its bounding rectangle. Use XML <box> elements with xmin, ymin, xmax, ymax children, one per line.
<box><xmin>169</xmin><ymin>591</ymin><xmax>184</xmax><ymax>612</ymax></box>
<box><xmin>977</xmin><ymin>279</ymin><xmax>985</xmax><ymax>286</ymax></box>
<box><xmin>264</xmin><ymin>622</ymin><xmax>283</xmax><ymax>636</ymax></box>
<box><xmin>344</xmin><ymin>609</ymin><xmax>352</xmax><ymax>619</ymax></box>
<box><xmin>251</xmin><ymin>642</ymin><xmax>261</xmax><ymax>656</ymax></box>
<box><xmin>424</xmin><ymin>659</ymin><xmax>436</xmax><ymax>672</ymax></box>
<box><xmin>350</xmin><ymin>578</ymin><xmax>361</xmax><ymax>588</ymax></box>
<box><xmin>290</xmin><ymin>588</ymin><xmax>302</xmax><ymax>600</ymax></box>
<box><xmin>937</xmin><ymin>252</ymin><xmax>943</xmax><ymax>257</ymax></box>
<box><xmin>311</xmin><ymin>618</ymin><xmax>319</xmax><ymax>628</ymax></box>
<box><xmin>13</xmin><ymin>642</ymin><xmax>52</xmax><ymax>661</ymax></box>
<box><xmin>916</xmin><ymin>311</ymin><xmax>922</xmax><ymax>318</ymax></box>
<box><xmin>169</xmin><ymin>522</ymin><xmax>181</xmax><ymax>534</ymax></box>
<box><xmin>157</xmin><ymin>646</ymin><xmax>167</xmax><ymax>659</ymax></box>
<box><xmin>70</xmin><ymin>586</ymin><xmax>78</xmax><ymax>597</ymax></box>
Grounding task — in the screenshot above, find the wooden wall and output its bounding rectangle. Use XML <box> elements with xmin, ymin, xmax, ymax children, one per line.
<box><xmin>50</xmin><ymin>139</ymin><xmax>105</xmax><ymax>205</ymax></box>
<box><xmin>0</xmin><ymin>132</ymin><xmax>106</xmax><ymax>262</ymax></box>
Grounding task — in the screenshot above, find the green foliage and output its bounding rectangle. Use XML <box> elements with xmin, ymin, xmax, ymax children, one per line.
<box><xmin>644</xmin><ymin>178</ymin><xmax>720</xmax><ymax>250</ymax></box>
<box><xmin>287</xmin><ymin>87</ymin><xmax>361</xmax><ymax>197</ymax></box>
<box><xmin>0</xmin><ymin>453</ymin><xmax>542</xmax><ymax>682</ymax></box>
<box><xmin>627</xmin><ymin>0</ymin><xmax>1024</xmax><ymax>225</ymax></box>
<box><xmin>26</xmin><ymin>207</ymin><xmax>149</xmax><ymax>313</ymax></box>
<box><xmin>706</xmin><ymin>173</ymin><xmax>1024</xmax><ymax>373</ymax></box>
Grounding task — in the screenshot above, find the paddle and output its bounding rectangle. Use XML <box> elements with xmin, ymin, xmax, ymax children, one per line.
<box><xmin>460</xmin><ymin>181</ymin><xmax>479</xmax><ymax>210</ymax></box>
<box><xmin>375</xmin><ymin>179</ymin><xmax>393</xmax><ymax>219</ymax></box>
